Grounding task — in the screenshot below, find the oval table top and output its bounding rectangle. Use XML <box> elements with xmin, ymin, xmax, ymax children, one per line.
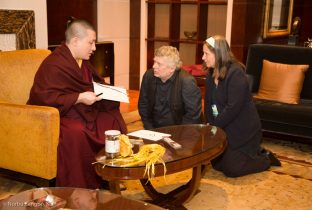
<box><xmin>94</xmin><ymin>124</ymin><xmax>227</xmax><ymax>209</ymax></box>
<box><xmin>95</xmin><ymin>124</ymin><xmax>227</xmax><ymax>180</ymax></box>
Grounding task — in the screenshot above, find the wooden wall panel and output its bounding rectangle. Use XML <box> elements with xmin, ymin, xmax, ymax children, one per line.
<box><xmin>232</xmin><ymin>0</ymin><xmax>312</xmax><ymax>63</ymax></box>
<box><xmin>262</xmin><ymin>0</ymin><xmax>312</xmax><ymax>46</ymax></box>
<box><xmin>231</xmin><ymin>0</ymin><xmax>312</xmax><ymax>63</ymax></box>
<box><xmin>231</xmin><ymin>0</ymin><xmax>264</xmax><ymax>63</ymax></box>
<box><xmin>129</xmin><ymin>0</ymin><xmax>141</xmax><ymax>90</ymax></box>
<box><xmin>292</xmin><ymin>0</ymin><xmax>312</xmax><ymax>46</ymax></box>
<box><xmin>47</xmin><ymin>0</ymin><xmax>97</xmax><ymax>45</ymax></box>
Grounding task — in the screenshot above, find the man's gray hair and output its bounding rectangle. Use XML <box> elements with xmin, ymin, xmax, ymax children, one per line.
<box><xmin>65</xmin><ymin>19</ymin><xmax>95</xmax><ymax>43</ymax></box>
<box><xmin>154</xmin><ymin>46</ymin><xmax>182</xmax><ymax>69</ymax></box>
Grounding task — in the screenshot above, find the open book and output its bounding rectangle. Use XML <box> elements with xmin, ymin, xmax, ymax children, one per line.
<box><xmin>93</xmin><ymin>82</ymin><xmax>129</xmax><ymax>103</ymax></box>
<box><xmin>127</xmin><ymin>130</ymin><xmax>171</xmax><ymax>141</ymax></box>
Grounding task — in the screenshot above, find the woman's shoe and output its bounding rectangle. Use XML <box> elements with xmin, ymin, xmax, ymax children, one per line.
<box><xmin>261</xmin><ymin>148</ymin><xmax>281</xmax><ymax>166</ymax></box>
<box><xmin>267</xmin><ymin>151</ymin><xmax>281</xmax><ymax>166</ymax></box>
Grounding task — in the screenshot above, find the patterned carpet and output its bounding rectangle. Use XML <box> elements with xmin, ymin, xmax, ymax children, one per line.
<box><xmin>120</xmin><ymin>138</ymin><xmax>312</xmax><ymax>210</ymax></box>
<box><xmin>1</xmin><ymin>112</ymin><xmax>311</xmax><ymax>209</ymax></box>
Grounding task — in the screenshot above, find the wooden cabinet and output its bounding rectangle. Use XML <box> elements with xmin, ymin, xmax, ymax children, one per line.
<box><xmin>48</xmin><ymin>42</ymin><xmax>114</xmax><ymax>85</ymax></box>
<box><xmin>146</xmin><ymin>0</ymin><xmax>227</xmax><ymax>68</ymax></box>
<box><xmin>89</xmin><ymin>42</ymin><xmax>115</xmax><ymax>85</ymax></box>
<box><xmin>46</xmin><ymin>0</ymin><xmax>97</xmax><ymax>46</ymax></box>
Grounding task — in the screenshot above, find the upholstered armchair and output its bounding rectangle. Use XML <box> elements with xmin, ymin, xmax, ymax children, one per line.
<box><xmin>0</xmin><ymin>49</ymin><xmax>60</xmax><ymax>186</ymax></box>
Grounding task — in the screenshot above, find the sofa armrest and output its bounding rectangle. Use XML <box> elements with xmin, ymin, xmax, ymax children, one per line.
<box><xmin>0</xmin><ymin>102</ymin><xmax>60</xmax><ymax>180</ymax></box>
<box><xmin>246</xmin><ymin>74</ymin><xmax>254</xmax><ymax>93</ymax></box>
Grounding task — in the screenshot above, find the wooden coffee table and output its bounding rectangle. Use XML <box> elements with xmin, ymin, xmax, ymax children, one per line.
<box><xmin>94</xmin><ymin>124</ymin><xmax>227</xmax><ymax>209</ymax></box>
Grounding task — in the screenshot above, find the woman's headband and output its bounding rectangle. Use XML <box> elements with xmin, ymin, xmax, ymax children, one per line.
<box><xmin>206</xmin><ymin>37</ymin><xmax>215</xmax><ymax>48</ymax></box>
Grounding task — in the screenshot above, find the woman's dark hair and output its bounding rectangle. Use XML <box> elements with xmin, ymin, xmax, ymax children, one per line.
<box><xmin>204</xmin><ymin>35</ymin><xmax>244</xmax><ymax>80</ymax></box>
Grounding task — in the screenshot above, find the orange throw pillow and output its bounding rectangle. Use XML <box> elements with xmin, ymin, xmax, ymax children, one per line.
<box><xmin>254</xmin><ymin>60</ymin><xmax>309</xmax><ymax>104</ymax></box>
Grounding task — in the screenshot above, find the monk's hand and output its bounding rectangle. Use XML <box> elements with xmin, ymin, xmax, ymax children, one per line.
<box><xmin>76</xmin><ymin>91</ymin><xmax>102</xmax><ymax>105</ymax></box>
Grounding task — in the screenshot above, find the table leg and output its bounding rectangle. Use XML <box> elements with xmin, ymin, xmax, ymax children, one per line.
<box><xmin>201</xmin><ymin>163</ymin><xmax>210</xmax><ymax>177</ymax></box>
<box><xmin>108</xmin><ymin>180</ymin><xmax>121</xmax><ymax>194</ymax></box>
<box><xmin>139</xmin><ymin>165</ymin><xmax>204</xmax><ymax>209</ymax></box>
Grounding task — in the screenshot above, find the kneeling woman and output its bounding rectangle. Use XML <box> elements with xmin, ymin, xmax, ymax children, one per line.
<box><xmin>202</xmin><ymin>35</ymin><xmax>280</xmax><ymax>177</ymax></box>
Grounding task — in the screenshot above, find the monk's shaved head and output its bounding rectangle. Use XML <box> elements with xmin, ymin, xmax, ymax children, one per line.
<box><xmin>65</xmin><ymin>19</ymin><xmax>95</xmax><ymax>43</ymax></box>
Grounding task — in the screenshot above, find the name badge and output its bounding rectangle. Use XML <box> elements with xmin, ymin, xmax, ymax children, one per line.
<box><xmin>212</xmin><ymin>104</ymin><xmax>218</xmax><ymax>117</ymax></box>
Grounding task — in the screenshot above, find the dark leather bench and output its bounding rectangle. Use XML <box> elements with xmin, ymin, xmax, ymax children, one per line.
<box><xmin>246</xmin><ymin>44</ymin><xmax>312</xmax><ymax>143</ymax></box>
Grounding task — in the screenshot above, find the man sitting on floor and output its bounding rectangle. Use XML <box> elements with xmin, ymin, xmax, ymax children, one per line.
<box><xmin>138</xmin><ymin>45</ymin><xmax>202</xmax><ymax>129</ymax></box>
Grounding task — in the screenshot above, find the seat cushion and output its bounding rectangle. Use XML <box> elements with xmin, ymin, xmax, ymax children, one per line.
<box><xmin>254</xmin><ymin>60</ymin><xmax>309</xmax><ymax>104</ymax></box>
<box><xmin>254</xmin><ymin>98</ymin><xmax>312</xmax><ymax>128</ymax></box>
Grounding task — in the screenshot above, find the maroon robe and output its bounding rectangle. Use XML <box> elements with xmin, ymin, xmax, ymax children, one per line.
<box><xmin>27</xmin><ymin>44</ymin><xmax>127</xmax><ymax>189</ymax></box>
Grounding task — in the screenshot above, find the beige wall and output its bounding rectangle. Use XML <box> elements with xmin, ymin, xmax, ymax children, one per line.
<box><xmin>0</xmin><ymin>0</ymin><xmax>131</xmax><ymax>88</ymax></box>
<box><xmin>0</xmin><ymin>0</ymin><xmax>48</xmax><ymax>49</ymax></box>
<box><xmin>97</xmin><ymin>0</ymin><xmax>130</xmax><ymax>89</ymax></box>
<box><xmin>226</xmin><ymin>0</ymin><xmax>233</xmax><ymax>45</ymax></box>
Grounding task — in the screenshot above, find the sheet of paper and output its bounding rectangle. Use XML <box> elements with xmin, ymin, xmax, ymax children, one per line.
<box><xmin>93</xmin><ymin>82</ymin><xmax>129</xmax><ymax>103</ymax></box>
<box><xmin>127</xmin><ymin>130</ymin><xmax>171</xmax><ymax>141</ymax></box>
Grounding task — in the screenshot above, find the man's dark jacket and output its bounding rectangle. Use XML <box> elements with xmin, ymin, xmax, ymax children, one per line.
<box><xmin>138</xmin><ymin>68</ymin><xmax>202</xmax><ymax>129</ymax></box>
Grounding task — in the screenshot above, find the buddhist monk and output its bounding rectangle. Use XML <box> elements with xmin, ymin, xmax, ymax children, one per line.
<box><xmin>27</xmin><ymin>19</ymin><xmax>127</xmax><ymax>188</ymax></box>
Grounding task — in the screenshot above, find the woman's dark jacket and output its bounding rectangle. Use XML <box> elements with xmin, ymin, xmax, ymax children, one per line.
<box><xmin>139</xmin><ymin>68</ymin><xmax>202</xmax><ymax>129</ymax></box>
<box><xmin>204</xmin><ymin>63</ymin><xmax>262</xmax><ymax>156</ymax></box>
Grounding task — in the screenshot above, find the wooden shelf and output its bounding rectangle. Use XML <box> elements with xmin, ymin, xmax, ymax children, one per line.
<box><xmin>147</xmin><ymin>0</ymin><xmax>227</xmax><ymax>66</ymax></box>
<box><xmin>147</xmin><ymin>38</ymin><xmax>203</xmax><ymax>44</ymax></box>
<box><xmin>146</xmin><ymin>0</ymin><xmax>227</xmax><ymax>4</ymax></box>
<box><xmin>146</xmin><ymin>37</ymin><xmax>171</xmax><ymax>42</ymax></box>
